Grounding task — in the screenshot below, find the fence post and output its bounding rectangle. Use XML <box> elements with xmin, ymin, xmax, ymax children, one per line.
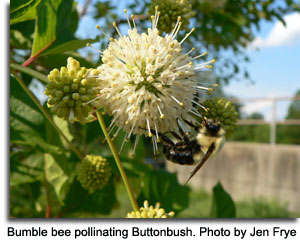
<box><xmin>270</xmin><ymin>98</ymin><xmax>276</xmax><ymax>145</ymax></box>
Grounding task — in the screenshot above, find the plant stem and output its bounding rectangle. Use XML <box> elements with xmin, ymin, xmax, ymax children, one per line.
<box><xmin>44</xmin><ymin>154</ymin><xmax>51</xmax><ymax>218</ymax></box>
<box><xmin>11</xmin><ymin>70</ymin><xmax>84</xmax><ymax>160</ymax></box>
<box><xmin>22</xmin><ymin>39</ymin><xmax>56</xmax><ymax>67</ymax></box>
<box><xmin>96</xmin><ymin>111</ymin><xmax>139</xmax><ymax>211</ymax></box>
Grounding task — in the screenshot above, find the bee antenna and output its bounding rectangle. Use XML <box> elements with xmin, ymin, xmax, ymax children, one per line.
<box><xmin>200</xmin><ymin>104</ymin><xmax>213</xmax><ymax>124</ymax></box>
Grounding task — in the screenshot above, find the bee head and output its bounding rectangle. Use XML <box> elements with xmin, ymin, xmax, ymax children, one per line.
<box><xmin>205</xmin><ymin>120</ymin><xmax>221</xmax><ymax>136</ymax></box>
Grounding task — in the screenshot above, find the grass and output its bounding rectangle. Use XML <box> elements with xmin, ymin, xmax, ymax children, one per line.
<box><xmin>178</xmin><ymin>188</ymin><xmax>299</xmax><ymax>218</ymax></box>
<box><xmin>64</xmin><ymin>183</ymin><xmax>300</xmax><ymax>218</ymax></box>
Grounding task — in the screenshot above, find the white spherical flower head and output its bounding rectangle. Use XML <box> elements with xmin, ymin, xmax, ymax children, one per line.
<box><xmin>93</xmin><ymin>8</ymin><xmax>215</xmax><ymax>153</ymax></box>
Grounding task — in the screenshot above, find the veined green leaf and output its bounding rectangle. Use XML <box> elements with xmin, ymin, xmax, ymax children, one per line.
<box><xmin>38</xmin><ymin>52</ymin><xmax>97</xmax><ymax>70</ymax></box>
<box><xmin>10</xmin><ymin>0</ymin><xmax>41</xmax><ymax>25</ymax></box>
<box><xmin>41</xmin><ymin>37</ymin><xmax>99</xmax><ymax>56</ymax></box>
<box><xmin>31</xmin><ymin>0</ymin><xmax>73</xmax><ymax>56</ymax></box>
<box><xmin>10</xmin><ymin>63</ymin><xmax>48</xmax><ymax>84</ymax></box>
<box><xmin>10</xmin><ymin>151</ymin><xmax>44</xmax><ymax>186</ymax></box>
<box><xmin>53</xmin><ymin>116</ymin><xmax>73</xmax><ymax>143</ymax></box>
<box><xmin>10</xmin><ymin>75</ymin><xmax>63</xmax><ymax>155</ymax></box>
<box><xmin>44</xmin><ymin>153</ymin><xmax>69</xmax><ymax>203</ymax></box>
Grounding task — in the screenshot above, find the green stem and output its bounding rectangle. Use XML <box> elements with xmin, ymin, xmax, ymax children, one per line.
<box><xmin>11</xmin><ymin>70</ymin><xmax>84</xmax><ymax>160</ymax></box>
<box><xmin>96</xmin><ymin>111</ymin><xmax>139</xmax><ymax>211</ymax></box>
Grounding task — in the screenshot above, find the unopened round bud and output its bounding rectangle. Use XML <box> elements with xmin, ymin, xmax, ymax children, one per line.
<box><xmin>45</xmin><ymin>57</ymin><xmax>101</xmax><ymax>124</ymax></box>
<box><xmin>77</xmin><ymin>155</ymin><xmax>112</xmax><ymax>193</ymax></box>
<box><xmin>148</xmin><ymin>0</ymin><xmax>195</xmax><ymax>33</ymax></box>
<box><xmin>126</xmin><ymin>200</ymin><xmax>175</xmax><ymax>218</ymax></box>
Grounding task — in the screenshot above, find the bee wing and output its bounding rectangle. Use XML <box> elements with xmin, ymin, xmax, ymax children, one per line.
<box><xmin>185</xmin><ymin>142</ymin><xmax>215</xmax><ymax>184</ymax></box>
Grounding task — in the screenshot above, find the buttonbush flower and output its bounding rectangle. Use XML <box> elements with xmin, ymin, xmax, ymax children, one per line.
<box><xmin>77</xmin><ymin>155</ymin><xmax>112</xmax><ymax>193</ymax></box>
<box><xmin>148</xmin><ymin>0</ymin><xmax>195</xmax><ymax>33</ymax></box>
<box><xmin>126</xmin><ymin>200</ymin><xmax>175</xmax><ymax>218</ymax></box>
<box><xmin>45</xmin><ymin>57</ymin><xmax>101</xmax><ymax>124</ymax></box>
<box><xmin>92</xmin><ymin>8</ymin><xmax>215</xmax><ymax>153</ymax></box>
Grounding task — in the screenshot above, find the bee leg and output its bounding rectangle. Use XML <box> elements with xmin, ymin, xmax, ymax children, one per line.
<box><xmin>192</xmin><ymin>92</ymin><xmax>200</xmax><ymax>107</ymax></box>
<box><xmin>176</xmin><ymin>118</ymin><xmax>186</xmax><ymax>136</ymax></box>
<box><xmin>169</xmin><ymin>131</ymin><xmax>182</xmax><ymax>141</ymax></box>
<box><xmin>160</xmin><ymin>133</ymin><xmax>176</xmax><ymax>146</ymax></box>
<box><xmin>176</xmin><ymin>118</ymin><xmax>191</xmax><ymax>145</ymax></box>
<box><xmin>182</xmin><ymin>118</ymin><xmax>198</xmax><ymax>131</ymax></box>
<box><xmin>149</xmin><ymin>129</ymin><xmax>176</xmax><ymax>146</ymax></box>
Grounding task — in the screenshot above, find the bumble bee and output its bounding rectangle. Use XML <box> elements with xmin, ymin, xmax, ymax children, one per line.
<box><xmin>154</xmin><ymin>118</ymin><xmax>225</xmax><ymax>183</ymax></box>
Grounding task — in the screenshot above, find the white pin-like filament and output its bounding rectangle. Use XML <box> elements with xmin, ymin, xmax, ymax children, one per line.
<box><xmin>157</xmin><ymin>104</ymin><xmax>164</xmax><ymax>119</ymax></box>
<box><xmin>180</xmin><ymin>28</ymin><xmax>195</xmax><ymax>44</ymax></box>
<box><xmin>119</xmin><ymin>135</ymin><xmax>127</xmax><ymax>154</ymax></box>
<box><xmin>192</xmin><ymin>52</ymin><xmax>207</xmax><ymax>60</ymax></box>
<box><xmin>86</xmin><ymin>43</ymin><xmax>103</xmax><ymax>56</ymax></box>
<box><xmin>171</xmin><ymin>95</ymin><xmax>184</xmax><ymax>107</ymax></box>
<box><xmin>124</xmin><ymin>9</ymin><xmax>132</xmax><ymax>30</ymax></box>
<box><xmin>146</xmin><ymin>118</ymin><xmax>152</xmax><ymax>137</ymax></box>
<box><xmin>132</xmin><ymin>135</ymin><xmax>139</xmax><ymax>154</ymax></box>
<box><xmin>96</xmin><ymin>25</ymin><xmax>110</xmax><ymax>40</ymax></box>
<box><xmin>185</xmin><ymin>47</ymin><xmax>195</xmax><ymax>56</ymax></box>
<box><xmin>172</xmin><ymin>22</ymin><xmax>182</xmax><ymax>40</ymax></box>
<box><xmin>131</xmin><ymin>14</ymin><xmax>136</xmax><ymax>29</ymax></box>
<box><xmin>113</xmin><ymin>22</ymin><xmax>123</xmax><ymax>38</ymax></box>
<box><xmin>171</xmin><ymin>16</ymin><xmax>181</xmax><ymax>37</ymax></box>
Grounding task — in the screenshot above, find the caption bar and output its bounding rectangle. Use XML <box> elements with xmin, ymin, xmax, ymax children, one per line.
<box><xmin>7</xmin><ymin>226</ymin><xmax>297</xmax><ymax>239</ymax></box>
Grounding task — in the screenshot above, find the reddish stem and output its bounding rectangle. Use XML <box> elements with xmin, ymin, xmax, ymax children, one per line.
<box><xmin>44</xmin><ymin>154</ymin><xmax>51</xmax><ymax>218</ymax></box>
<box><xmin>22</xmin><ymin>39</ymin><xmax>56</xmax><ymax>67</ymax></box>
<box><xmin>45</xmin><ymin>204</ymin><xmax>51</xmax><ymax>218</ymax></box>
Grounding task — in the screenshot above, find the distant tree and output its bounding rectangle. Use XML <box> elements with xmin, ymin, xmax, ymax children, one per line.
<box><xmin>247</xmin><ymin>112</ymin><xmax>264</xmax><ymax>120</ymax></box>
<box><xmin>277</xmin><ymin>90</ymin><xmax>300</xmax><ymax>144</ymax></box>
<box><xmin>286</xmin><ymin>90</ymin><xmax>300</xmax><ymax>119</ymax></box>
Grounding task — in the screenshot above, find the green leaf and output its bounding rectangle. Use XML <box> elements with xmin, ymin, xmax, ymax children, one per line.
<box><xmin>69</xmin><ymin>2</ymin><xmax>79</xmax><ymax>34</ymax></box>
<box><xmin>10</xmin><ymin>75</ymin><xmax>45</xmax><ymax>141</ymax></box>
<box><xmin>37</xmin><ymin>52</ymin><xmax>97</xmax><ymax>70</ymax></box>
<box><xmin>63</xmin><ymin>178</ymin><xmax>116</xmax><ymax>215</ymax></box>
<box><xmin>32</xmin><ymin>0</ymin><xmax>73</xmax><ymax>56</ymax></box>
<box><xmin>44</xmin><ymin>153</ymin><xmax>69</xmax><ymax>203</ymax></box>
<box><xmin>41</xmin><ymin>37</ymin><xmax>99</xmax><ymax>56</ymax></box>
<box><xmin>137</xmin><ymin>169</ymin><xmax>190</xmax><ymax>215</ymax></box>
<box><xmin>53</xmin><ymin>116</ymin><xmax>74</xmax><ymax>143</ymax></box>
<box><xmin>10</xmin><ymin>63</ymin><xmax>48</xmax><ymax>84</ymax></box>
<box><xmin>10</xmin><ymin>0</ymin><xmax>41</xmax><ymax>25</ymax></box>
<box><xmin>10</xmin><ymin>151</ymin><xmax>44</xmax><ymax>186</ymax></box>
<box><xmin>10</xmin><ymin>75</ymin><xmax>62</xmax><ymax>155</ymax></box>
<box><xmin>210</xmin><ymin>182</ymin><xmax>236</xmax><ymax>218</ymax></box>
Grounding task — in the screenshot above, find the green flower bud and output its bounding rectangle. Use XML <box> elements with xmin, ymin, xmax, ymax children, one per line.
<box><xmin>148</xmin><ymin>0</ymin><xmax>195</xmax><ymax>33</ymax></box>
<box><xmin>77</xmin><ymin>155</ymin><xmax>112</xmax><ymax>193</ymax></box>
<box><xmin>126</xmin><ymin>200</ymin><xmax>175</xmax><ymax>218</ymax></box>
<box><xmin>45</xmin><ymin>57</ymin><xmax>101</xmax><ymax>124</ymax></box>
<box><xmin>198</xmin><ymin>97</ymin><xmax>239</xmax><ymax>137</ymax></box>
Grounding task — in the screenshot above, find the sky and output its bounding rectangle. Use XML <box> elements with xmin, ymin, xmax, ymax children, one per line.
<box><xmin>75</xmin><ymin>0</ymin><xmax>300</xmax><ymax>121</ymax></box>
<box><xmin>223</xmin><ymin>13</ymin><xmax>300</xmax><ymax>121</ymax></box>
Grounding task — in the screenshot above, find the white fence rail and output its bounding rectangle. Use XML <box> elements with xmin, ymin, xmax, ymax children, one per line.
<box><xmin>230</xmin><ymin>95</ymin><xmax>300</xmax><ymax>145</ymax></box>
